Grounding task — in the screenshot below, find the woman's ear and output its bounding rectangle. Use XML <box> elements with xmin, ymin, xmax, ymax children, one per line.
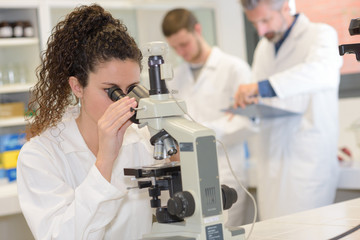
<box><xmin>68</xmin><ymin>76</ymin><xmax>83</xmax><ymax>99</ymax></box>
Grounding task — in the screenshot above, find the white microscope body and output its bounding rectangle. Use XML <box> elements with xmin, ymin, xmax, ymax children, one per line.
<box><xmin>124</xmin><ymin>42</ymin><xmax>245</xmax><ymax>240</ymax></box>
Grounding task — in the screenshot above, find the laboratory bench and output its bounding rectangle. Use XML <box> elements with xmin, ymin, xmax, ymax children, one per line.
<box><xmin>0</xmin><ymin>163</ymin><xmax>360</xmax><ymax>240</ymax></box>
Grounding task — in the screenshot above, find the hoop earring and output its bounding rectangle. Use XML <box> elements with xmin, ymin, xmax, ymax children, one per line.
<box><xmin>70</xmin><ymin>93</ymin><xmax>78</xmax><ymax>105</ymax></box>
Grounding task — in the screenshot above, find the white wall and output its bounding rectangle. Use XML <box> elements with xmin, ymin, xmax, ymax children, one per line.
<box><xmin>214</xmin><ymin>0</ymin><xmax>248</xmax><ymax>60</ymax></box>
<box><xmin>134</xmin><ymin>0</ymin><xmax>248</xmax><ymax>62</ymax></box>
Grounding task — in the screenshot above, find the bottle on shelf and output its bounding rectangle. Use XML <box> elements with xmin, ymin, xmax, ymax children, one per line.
<box><xmin>0</xmin><ymin>65</ymin><xmax>5</xmax><ymax>86</ymax></box>
<box><xmin>0</xmin><ymin>62</ymin><xmax>30</xmax><ymax>86</ymax></box>
<box><xmin>0</xmin><ymin>21</ymin><xmax>13</xmax><ymax>38</ymax></box>
<box><xmin>0</xmin><ymin>20</ymin><xmax>34</xmax><ymax>38</ymax></box>
<box><xmin>23</xmin><ymin>21</ymin><xmax>34</xmax><ymax>37</ymax></box>
<box><xmin>0</xmin><ymin>64</ymin><xmax>11</xmax><ymax>85</ymax></box>
<box><xmin>17</xmin><ymin>62</ymin><xmax>27</xmax><ymax>84</ymax></box>
<box><xmin>12</xmin><ymin>21</ymin><xmax>24</xmax><ymax>38</ymax></box>
<box><xmin>5</xmin><ymin>63</ymin><xmax>17</xmax><ymax>84</ymax></box>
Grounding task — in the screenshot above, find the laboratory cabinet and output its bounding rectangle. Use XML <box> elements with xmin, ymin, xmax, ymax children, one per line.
<box><xmin>0</xmin><ymin>7</ymin><xmax>40</xmax><ymax>131</ymax></box>
<box><xmin>0</xmin><ymin>7</ymin><xmax>40</xmax><ymax>199</ymax></box>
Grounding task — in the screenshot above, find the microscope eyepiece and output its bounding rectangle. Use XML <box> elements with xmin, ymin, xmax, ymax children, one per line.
<box><xmin>107</xmin><ymin>86</ymin><xmax>125</xmax><ymax>101</ymax></box>
<box><xmin>107</xmin><ymin>84</ymin><xmax>149</xmax><ymax>124</ymax></box>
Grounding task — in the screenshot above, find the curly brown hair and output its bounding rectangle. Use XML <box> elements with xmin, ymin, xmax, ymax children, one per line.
<box><xmin>26</xmin><ymin>4</ymin><xmax>142</xmax><ymax>140</ymax></box>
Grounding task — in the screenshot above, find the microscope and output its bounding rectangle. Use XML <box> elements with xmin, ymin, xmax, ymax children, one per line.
<box><xmin>339</xmin><ymin>18</ymin><xmax>360</xmax><ymax>61</ymax></box>
<box><xmin>108</xmin><ymin>42</ymin><xmax>245</xmax><ymax>240</ymax></box>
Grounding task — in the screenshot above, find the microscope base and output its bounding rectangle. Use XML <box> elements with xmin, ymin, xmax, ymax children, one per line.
<box><xmin>141</xmin><ymin>222</ymin><xmax>245</xmax><ymax>240</ymax></box>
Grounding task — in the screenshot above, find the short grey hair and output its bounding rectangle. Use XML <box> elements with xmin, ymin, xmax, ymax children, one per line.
<box><xmin>241</xmin><ymin>0</ymin><xmax>287</xmax><ymax>11</ymax></box>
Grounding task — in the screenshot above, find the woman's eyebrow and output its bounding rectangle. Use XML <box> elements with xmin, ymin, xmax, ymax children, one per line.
<box><xmin>102</xmin><ymin>82</ymin><xmax>117</xmax><ymax>86</ymax></box>
<box><xmin>127</xmin><ymin>81</ymin><xmax>140</xmax><ymax>87</ymax></box>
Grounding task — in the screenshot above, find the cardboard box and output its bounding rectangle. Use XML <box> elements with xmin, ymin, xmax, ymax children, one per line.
<box><xmin>0</xmin><ymin>133</ymin><xmax>26</xmax><ymax>152</ymax></box>
<box><xmin>0</xmin><ymin>102</ymin><xmax>25</xmax><ymax>118</ymax></box>
<box><xmin>1</xmin><ymin>150</ymin><xmax>20</xmax><ymax>169</ymax></box>
<box><xmin>0</xmin><ymin>133</ymin><xmax>26</xmax><ymax>182</ymax></box>
<box><xmin>6</xmin><ymin>168</ymin><xmax>16</xmax><ymax>182</ymax></box>
<box><xmin>0</xmin><ymin>150</ymin><xmax>21</xmax><ymax>183</ymax></box>
<box><xmin>0</xmin><ymin>164</ymin><xmax>6</xmax><ymax>180</ymax></box>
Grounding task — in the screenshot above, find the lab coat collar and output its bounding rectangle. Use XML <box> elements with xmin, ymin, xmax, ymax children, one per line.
<box><xmin>57</xmin><ymin>117</ymin><xmax>90</xmax><ymax>154</ymax></box>
<box><xmin>264</xmin><ymin>13</ymin><xmax>310</xmax><ymax>47</ymax></box>
<box><xmin>41</xmin><ymin>106</ymin><xmax>94</xmax><ymax>154</ymax></box>
<box><xmin>183</xmin><ymin>46</ymin><xmax>220</xmax><ymax>87</ymax></box>
<box><xmin>204</xmin><ymin>47</ymin><xmax>222</xmax><ymax>70</ymax></box>
<box><xmin>275</xmin><ymin>14</ymin><xmax>299</xmax><ymax>54</ymax></box>
<box><xmin>273</xmin><ymin>13</ymin><xmax>310</xmax><ymax>62</ymax></box>
<box><xmin>288</xmin><ymin>13</ymin><xmax>310</xmax><ymax>40</ymax></box>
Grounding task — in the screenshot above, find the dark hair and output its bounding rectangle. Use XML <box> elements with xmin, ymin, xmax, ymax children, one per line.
<box><xmin>161</xmin><ymin>8</ymin><xmax>198</xmax><ymax>37</ymax></box>
<box><xmin>26</xmin><ymin>4</ymin><xmax>142</xmax><ymax>139</ymax></box>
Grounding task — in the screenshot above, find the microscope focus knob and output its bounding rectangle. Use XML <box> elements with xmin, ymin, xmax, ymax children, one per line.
<box><xmin>167</xmin><ymin>191</ymin><xmax>195</xmax><ymax>219</ymax></box>
<box><xmin>148</xmin><ymin>187</ymin><xmax>161</xmax><ymax>208</ymax></box>
<box><xmin>221</xmin><ymin>184</ymin><xmax>238</xmax><ymax>210</ymax></box>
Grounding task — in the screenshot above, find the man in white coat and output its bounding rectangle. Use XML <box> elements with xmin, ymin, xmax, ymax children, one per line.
<box><xmin>161</xmin><ymin>8</ymin><xmax>253</xmax><ymax>226</ymax></box>
<box><xmin>234</xmin><ymin>0</ymin><xmax>343</xmax><ymax>220</ymax></box>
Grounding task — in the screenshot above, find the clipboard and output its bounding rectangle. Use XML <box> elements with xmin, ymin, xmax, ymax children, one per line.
<box><xmin>222</xmin><ymin>103</ymin><xmax>300</xmax><ymax>119</ymax></box>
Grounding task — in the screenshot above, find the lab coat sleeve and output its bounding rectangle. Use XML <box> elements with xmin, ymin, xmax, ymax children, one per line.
<box><xmin>269</xmin><ymin>24</ymin><xmax>343</xmax><ymax>99</ymax></box>
<box><xmin>17</xmin><ymin>143</ymin><xmax>127</xmax><ymax>240</ymax></box>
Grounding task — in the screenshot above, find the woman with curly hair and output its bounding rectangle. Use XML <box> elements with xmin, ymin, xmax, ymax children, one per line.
<box><xmin>17</xmin><ymin>4</ymin><xmax>154</xmax><ymax>239</ymax></box>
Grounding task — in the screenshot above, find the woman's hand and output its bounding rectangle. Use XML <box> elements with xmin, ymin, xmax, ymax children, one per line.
<box><xmin>96</xmin><ymin>96</ymin><xmax>137</xmax><ymax>182</ymax></box>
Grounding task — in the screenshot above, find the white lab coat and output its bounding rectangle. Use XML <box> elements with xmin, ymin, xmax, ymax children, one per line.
<box><xmin>167</xmin><ymin>47</ymin><xmax>253</xmax><ymax>226</ymax></box>
<box><xmin>17</xmin><ymin>107</ymin><xmax>155</xmax><ymax>240</ymax></box>
<box><xmin>249</xmin><ymin>14</ymin><xmax>343</xmax><ymax>220</ymax></box>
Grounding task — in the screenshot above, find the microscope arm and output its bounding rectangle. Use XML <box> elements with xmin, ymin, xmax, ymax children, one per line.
<box><xmin>339</xmin><ymin>44</ymin><xmax>360</xmax><ymax>61</ymax></box>
<box><xmin>339</xmin><ymin>18</ymin><xmax>360</xmax><ymax>62</ymax></box>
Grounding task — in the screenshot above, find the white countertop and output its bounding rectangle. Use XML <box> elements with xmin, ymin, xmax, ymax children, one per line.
<box><xmin>242</xmin><ymin>197</ymin><xmax>360</xmax><ymax>240</ymax></box>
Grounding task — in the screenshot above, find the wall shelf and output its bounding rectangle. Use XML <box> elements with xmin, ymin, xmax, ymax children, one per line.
<box><xmin>0</xmin><ymin>38</ymin><xmax>39</xmax><ymax>47</ymax></box>
<box><xmin>0</xmin><ymin>83</ymin><xmax>34</xmax><ymax>94</ymax></box>
<box><xmin>0</xmin><ymin>116</ymin><xmax>27</xmax><ymax>127</ymax></box>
